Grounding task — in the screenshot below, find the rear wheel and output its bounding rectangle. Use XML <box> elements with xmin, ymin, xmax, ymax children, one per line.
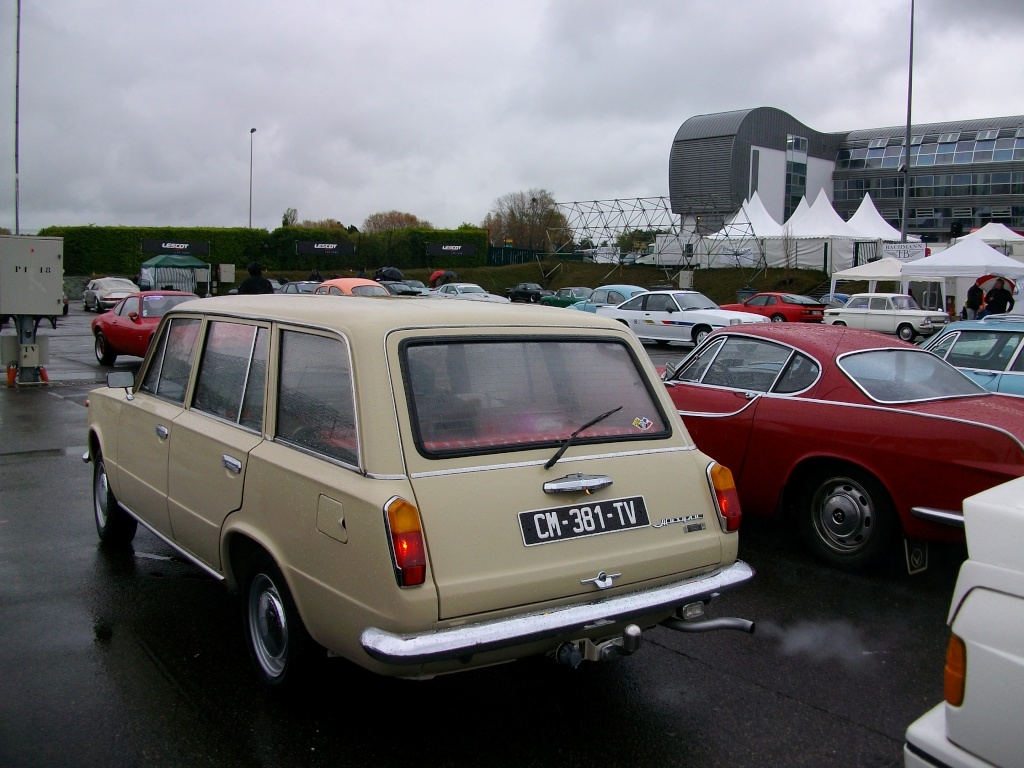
<box><xmin>95</xmin><ymin>333</ymin><xmax>117</xmax><ymax>365</ymax></box>
<box><xmin>692</xmin><ymin>325</ymin><xmax>712</xmax><ymax>345</ymax></box>
<box><xmin>797</xmin><ymin>466</ymin><xmax>895</xmax><ymax>572</ymax></box>
<box><xmin>897</xmin><ymin>323</ymin><xmax>916</xmax><ymax>342</ymax></box>
<box><xmin>93</xmin><ymin>453</ymin><xmax>137</xmax><ymax>547</ymax></box>
<box><xmin>770</xmin><ymin>314</ymin><xmax>786</xmax><ymax>322</ymax></box>
<box><xmin>242</xmin><ymin>552</ymin><xmax>320</xmax><ymax>690</ymax></box>
<box><xmin>832</xmin><ymin>321</ymin><xmax>846</xmax><ymax>327</ymax></box>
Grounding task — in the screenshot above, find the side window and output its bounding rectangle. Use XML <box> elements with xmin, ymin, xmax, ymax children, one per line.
<box><xmin>673</xmin><ymin>338</ymin><xmax>726</xmax><ymax>383</ymax></box>
<box><xmin>276</xmin><ymin>331</ymin><xmax>358</xmax><ymax>467</ymax></box>
<box><xmin>619</xmin><ymin>295</ymin><xmax>645</xmax><ymax>311</ymax></box>
<box><xmin>592</xmin><ymin>290</ymin><xmax>608</xmax><ymax>304</ymax></box>
<box><xmin>847</xmin><ymin>297</ymin><xmax>869</xmax><ymax>309</ymax></box>
<box><xmin>192</xmin><ymin>322</ymin><xmax>267</xmax><ymax>429</ymax></box>
<box><xmin>702</xmin><ymin>338</ymin><xmax>791</xmax><ymax>392</ymax></box>
<box><xmin>608</xmin><ymin>291</ymin><xmax>625</xmax><ymax>304</ymax></box>
<box><xmin>115</xmin><ymin>299</ymin><xmax>133</xmax><ymax>317</ymax></box>
<box><xmin>747</xmin><ymin>295</ymin><xmax>769</xmax><ymax>307</ymax></box>
<box><xmin>869</xmin><ymin>297</ymin><xmax>889</xmax><ymax>310</ymax></box>
<box><xmin>927</xmin><ymin>333</ymin><xmax>957</xmax><ymax>359</ymax></box>
<box><xmin>773</xmin><ymin>353</ymin><xmax>820</xmax><ymax>394</ymax></box>
<box><xmin>140</xmin><ymin>318</ymin><xmax>201</xmax><ymax>403</ymax></box>
<box><xmin>645</xmin><ymin>294</ymin><xmax>675</xmax><ymax>312</ymax></box>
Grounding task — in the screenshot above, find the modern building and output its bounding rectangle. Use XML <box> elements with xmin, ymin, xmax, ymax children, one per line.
<box><xmin>669</xmin><ymin>106</ymin><xmax>1024</xmax><ymax>241</ymax></box>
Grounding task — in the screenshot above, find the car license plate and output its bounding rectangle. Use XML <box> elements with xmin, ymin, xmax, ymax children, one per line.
<box><xmin>519</xmin><ymin>496</ymin><xmax>650</xmax><ymax>546</ymax></box>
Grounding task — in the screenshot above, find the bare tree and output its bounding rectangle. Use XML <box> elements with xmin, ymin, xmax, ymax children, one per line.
<box><xmin>482</xmin><ymin>189</ymin><xmax>565</xmax><ymax>252</ymax></box>
<box><xmin>361</xmin><ymin>211</ymin><xmax>433</xmax><ymax>234</ymax></box>
<box><xmin>282</xmin><ymin>208</ymin><xmax>298</xmax><ymax>227</ymax></box>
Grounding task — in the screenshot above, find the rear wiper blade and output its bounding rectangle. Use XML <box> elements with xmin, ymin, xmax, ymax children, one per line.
<box><xmin>544</xmin><ymin>406</ymin><xmax>623</xmax><ymax>470</ymax></box>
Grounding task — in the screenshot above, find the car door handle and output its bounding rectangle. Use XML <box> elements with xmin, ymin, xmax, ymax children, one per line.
<box><xmin>155</xmin><ymin>424</ymin><xmax>169</xmax><ymax>439</ymax></box>
<box><xmin>222</xmin><ymin>455</ymin><xmax>242</xmax><ymax>474</ymax></box>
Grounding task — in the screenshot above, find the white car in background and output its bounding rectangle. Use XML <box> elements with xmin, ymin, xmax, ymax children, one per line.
<box><xmin>904</xmin><ymin>475</ymin><xmax>1024</xmax><ymax>768</ymax></box>
<box><xmin>824</xmin><ymin>292</ymin><xmax>948</xmax><ymax>342</ymax></box>
<box><xmin>596</xmin><ymin>289</ymin><xmax>769</xmax><ymax>346</ymax></box>
<box><xmin>83</xmin><ymin>277</ymin><xmax>140</xmax><ymax>312</ymax></box>
<box><xmin>432</xmin><ymin>282</ymin><xmax>511</xmax><ymax>303</ymax></box>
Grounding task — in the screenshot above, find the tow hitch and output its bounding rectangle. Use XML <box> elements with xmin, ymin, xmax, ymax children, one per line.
<box><xmin>555</xmin><ymin>624</ymin><xmax>644</xmax><ymax>668</ymax></box>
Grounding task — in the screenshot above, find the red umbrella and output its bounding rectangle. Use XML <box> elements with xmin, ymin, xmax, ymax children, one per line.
<box><xmin>429</xmin><ymin>269</ymin><xmax>446</xmax><ymax>287</ymax></box>
<box><xmin>976</xmin><ymin>275</ymin><xmax>1016</xmax><ymax>292</ymax></box>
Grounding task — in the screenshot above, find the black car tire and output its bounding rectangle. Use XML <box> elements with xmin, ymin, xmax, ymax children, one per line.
<box><xmin>692</xmin><ymin>325</ymin><xmax>712</xmax><ymax>345</ymax></box>
<box><xmin>770</xmin><ymin>314</ymin><xmax>786</xmax><ymax>322</ymax></box>
<box><xmin>95</xmin><ymin>333</ymin><xmax>117</xmax><ymax>366</ymax></box>
<box><xmin>242</xmin><ymin>551</ymin><xmax>320</xmax><ymax>690</ymax></box>
<box><xmin>796</xmin><ymin>465</ymin><xmax>896</xmax><ymax>572</ymax></box>
<box><xmin>93</xmin><ymin>453</ymin><xmax>138</xmax><ymax>547</ymax></box>
<box><xmin>897</xmin><ymin>323</ymin><xmax>916</xmax><ymax>342</ymax></box>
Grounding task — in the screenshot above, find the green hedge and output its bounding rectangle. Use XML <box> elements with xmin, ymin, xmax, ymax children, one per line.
<box><xmin>38</xmin><ymin>225</ymin><xmax>489</xmax><ymax>277</ymax></box>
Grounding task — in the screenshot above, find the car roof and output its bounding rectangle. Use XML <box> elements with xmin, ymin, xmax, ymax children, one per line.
<box><xmin>708</xmin><ymin>322</ymin><xmax>917</xmax><ymax>356</ymax></box>
<box><xmin>940</xmin><ymin>314</ymin><xmax>1024</xmax><ymax>331</ymax></box>
<box><xmin>596</xmin><ymin>284</ymin><xmax>646</xmax><ymax>292</ymax></box>
<box><xmin>317</xmin><ymin>277</ymin><xmax>381</xmax><ymax>290</ymax></box>
<box><xmin>848</xmin><ymin>292</ymin><xmax>910</xmax><ymax>299</ymax></box>
<box><xmin>169</xmin><ymin>295</ymin><xmax>627</xmax><ymax>335</ymax></box>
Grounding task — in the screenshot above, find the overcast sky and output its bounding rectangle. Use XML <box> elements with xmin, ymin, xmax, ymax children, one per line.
<box><xmin>2</xmin><ymin>0</ymin><xmax>1024</xmax><ymax>234</ymax></box>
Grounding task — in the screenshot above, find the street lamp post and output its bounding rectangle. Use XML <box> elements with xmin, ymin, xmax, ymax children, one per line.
<box><xmin>900</xmin><ymin>0</ymin><xmax>914</xmax><ymax>243</ymax></box>
<box><xmin>248</xmin><ymin>127</ymin><xmax>257</xmax><ymax>228</ymax></box>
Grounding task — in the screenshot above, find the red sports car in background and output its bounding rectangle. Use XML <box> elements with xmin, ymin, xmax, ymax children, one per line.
<box><xmin>92</xmin><ymin>291</ymin><xmax>198</xmax><ymax>365</ymax></box>
<box><xmin>662</xmin><ymin>323</ymin><xmax>1024</xmax><ymax>572</ymax></box>
<box><xmin>718</xmin><ymin>292</ymin><xmax>826</xmax><ymax>323</ymax></box>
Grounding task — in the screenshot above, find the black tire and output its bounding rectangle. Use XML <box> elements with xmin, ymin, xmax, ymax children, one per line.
<box><xmin>93</xmin><ymin>453</ymin><xmax>138</xmax><ymax>547</ymax></box>
<box><xmin>530</xmin><ymin>294</ymin><xmax>539</xmax><ymax>303</ymax></box>
<box><xmin>241</xmin><ymin>552</ymin><xmax>320</xmax><ymax>690</ymax></box>
<box><xmin>796</xmin><ymin>466</ymin><xmax>896</xmax><ymax>572</ymax></box>
<box><xmin>95</xmin><ymin>333</ymin><xmax>117</xmax><ymax>366</ymax></box>
<box><xmin>770</xmin><ymin>314</ymin><xmax>786</xmax><ymax>322</ymax></box>
<box><xmin>897</xmin><ymin>323</ymin><xmax>916</xmax><ymax>342</ymax></box>
<box><xmin>62</xmin><ymin>303</ymin><xmax>69</xmax><ymax>316</ymax></box>
<box><xmin>692</xmin><ymin>325</ymin><xmax>712</xmax><ymax>345</ymax></box>
<box><xmin>832</xmin><ymin>321</ymin><xmax>847</xmax><ymax>327</ymax></box>
<box><xmin>654</xmin><ymin>339</ymin><xmax>671</xmax><ymax>347</ymax></box>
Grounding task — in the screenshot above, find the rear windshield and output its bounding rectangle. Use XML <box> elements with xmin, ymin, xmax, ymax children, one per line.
<box><xmin>403</xmin><ymin>338</ymin><xmax>670</xmax><ymax>457</ymax></box>
<box><xmin>838</xmin><ymin>348</ymin><xmax>987</xmax><ymax>402</ymax></box>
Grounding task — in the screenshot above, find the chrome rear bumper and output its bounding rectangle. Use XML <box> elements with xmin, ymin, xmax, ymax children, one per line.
<box><xmin>360</xmin><ymin>560</ymin><xmax>754</xmax><ymax>665</ymax></box>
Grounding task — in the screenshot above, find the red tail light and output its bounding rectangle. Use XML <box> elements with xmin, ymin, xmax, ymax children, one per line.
<box><xmin>944</xmin><ymin>633</ymin><xmax>966</xmax><ymax>706</ymax></box>
<box><xmin>707</xmin><ymin>462</ymin><xmax>742</xmax><ymax>532</ymax></box>
<box><xmin>384</xmin><ymin>497</ymin><xmax>426</xmax><ymax>587</ymax></box>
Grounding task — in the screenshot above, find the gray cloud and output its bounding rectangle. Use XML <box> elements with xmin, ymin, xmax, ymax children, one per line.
<box><xmin>1</xmin><ymin>0</ymin><xmax>1023</xmax><ymax>233</ymax></box>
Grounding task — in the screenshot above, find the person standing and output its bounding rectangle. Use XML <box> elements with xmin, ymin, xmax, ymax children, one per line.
<box><xmin>236</xmin><ymin>262</ymin><xmax>275</xmax><ymax>295</ymax></box>
<box><xmin>981</xmin><ymin>278</ymin><xmax>1015</xmax><ymax>317</ymax></box>
<box><xmin>965</xmin><ymin>282</ymin><xmax>984</xmax><ymax>320</ymax></box>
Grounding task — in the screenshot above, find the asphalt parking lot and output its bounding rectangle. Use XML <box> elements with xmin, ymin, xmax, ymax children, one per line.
<box><xmin>0</xmin><ymin>306</ymin><xmax>968</xmax><ymax>768</ymax></box>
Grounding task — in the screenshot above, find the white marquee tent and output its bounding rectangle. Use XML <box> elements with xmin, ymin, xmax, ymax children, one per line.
<box><xmin>828</xmin><ymin>257</ymin><xmax>906</xmax><ymax>296</ymax></box>
<box><xmin>900</xmin><ymin>236</ymin><xmax>1024</xmax><ymax>312</ymax></box>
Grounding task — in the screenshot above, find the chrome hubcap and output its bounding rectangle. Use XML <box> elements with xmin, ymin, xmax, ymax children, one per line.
<box><xmin>248</xmin><ymin>574</ymin><xmax>288</xmax><ymax>678</ymax></box>
<box><xmin>94</xmin><ymin>462</ymin><xmax>109</xmax><ymax>529</ymax></box>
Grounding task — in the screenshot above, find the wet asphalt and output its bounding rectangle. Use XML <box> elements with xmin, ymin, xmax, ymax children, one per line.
<box><xmin>0</xmin><ymin>307</ymin><xmax>966</xmax><ymax>768</ymax></box>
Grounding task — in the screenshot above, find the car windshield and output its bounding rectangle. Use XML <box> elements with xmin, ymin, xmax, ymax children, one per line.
<box><xmin>674</xmin><ymin>292</ymin><xmax>718</xmax><ymax>310</ymax></box>
<box><xmin>890</xmin><ymin>295</ymin><xmax>921</xmax><ymax>310</ymax></box>
<box><xmin>572</xmin><ymin>287</ymin><xmax>593</xmax><ymax>298</ymax></box>
<box><xmin>403</xmin><ymin>338</ymin><xmax>669</xmax><ymax>457</ymax></box>
<box><xmin>838</xmin><ymin>348</ymin><xmax>987</xmax><ymax>402</ymax></box>
<box><xmin>352</xmin><ymin>285</ymin><xmax>389</xmax><ymax>296</ymax></box>
<box><xmin>141</xmin><ymin>294</ymin><xmax>194</xmax><ymax>318</ymax></box>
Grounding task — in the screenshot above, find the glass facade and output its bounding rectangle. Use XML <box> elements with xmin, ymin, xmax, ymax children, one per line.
<box><xmin>834</xmin><ymin>125</ymin><xmax>1024</xmax><ymax>234</ymax></box>
<box><xmin>785</xmin><ymin>135</ymin><xmax>808</xmax><ymax>220</ymax></box>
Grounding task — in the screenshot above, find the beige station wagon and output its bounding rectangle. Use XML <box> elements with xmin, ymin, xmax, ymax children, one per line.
<box><xmin>85</xmin><ymin>295</ymin><xmax>754</xmax><ymax>687</ymax></box>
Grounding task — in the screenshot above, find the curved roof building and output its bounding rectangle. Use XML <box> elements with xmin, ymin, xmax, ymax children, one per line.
<box><xmin>669</xmin><ymin>106</ymin><xmax>1024</xmax><ymax>240</ymax></box>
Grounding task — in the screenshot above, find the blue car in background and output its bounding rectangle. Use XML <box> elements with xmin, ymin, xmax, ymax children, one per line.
<box><xmin>922</xmin><ymin>314</ymin><xmax>1024</xmax><ymax>396</ymax></box>
<box><xmin>568</xmin><ymin>284</ymin><xmax>648</xmax><ymax>312</ymax></box>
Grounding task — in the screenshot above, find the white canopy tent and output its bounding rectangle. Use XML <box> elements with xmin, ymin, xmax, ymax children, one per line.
<box><xmin>900</xmin><ymin>237</ymin><xmax>1024</xmax><ymax>313</ymax></box>
<box><xmin>847</xmin><ymin>194</ymin><xmax>921</xmax><ymax>242</ymax></box>
<box><xmin>828</xmin><ymin>257</ymin><xmax>905</xmax><ymax>296</ymax></box>
<box><xmin>955</xmin><ymin>222</ymin><xmax>1024</xmax><ymax>257</ymax></box>
<box><xmin>759</xmin><ymin>190</ymin><xmax>865</xmax><ymax>271</ymax></box>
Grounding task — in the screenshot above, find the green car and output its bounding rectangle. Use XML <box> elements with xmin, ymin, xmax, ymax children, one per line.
<box><xmin>540</xmin><ymin>286</ymin><xmax>594</xmax><ymax>308</ymax></box>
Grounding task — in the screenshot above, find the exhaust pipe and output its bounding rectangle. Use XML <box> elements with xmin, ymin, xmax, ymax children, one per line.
<box><xmin>661</xmin><ymin>616</ymin><xmax>755</xmax><ymax>634</ymax></box>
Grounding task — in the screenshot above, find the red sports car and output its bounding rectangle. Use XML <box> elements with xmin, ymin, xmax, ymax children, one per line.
<box><xmin>662</xmin><ymin>323</ymin><xmax>1024</xmax><ymax>572</ymax></box>
<box><xmin>92</xmin><ymin>291</ymin><xmax>198</xmax><ymax>365</ymax></box>
<box><xmin>718</xmin><ymin>292</ymin><xmax>826</xmax><ymax>323</ymax></box>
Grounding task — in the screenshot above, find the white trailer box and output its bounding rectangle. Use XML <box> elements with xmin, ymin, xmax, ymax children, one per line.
<box><xmin>0</xmin><ymin>236</ymin><xmax>65</xmax><ymax>316</ymax></box>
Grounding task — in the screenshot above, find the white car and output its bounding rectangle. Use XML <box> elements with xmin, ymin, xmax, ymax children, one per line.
<box><xmin>432</xmin><ymin>282</ymin><xmax>511</xmax><ymax>303</ymax></box>
<box><xmin>83</xmin><ymin>277</ymin><xmax>140</xmax><ymax>312</ymax></box>
<box><xmin>596</xmin><ymin>289</ymin><xmax>769</xmax><ymax>346</ymax></box>
<box><xmin>904</xmin><ymin>476</ymin><xmax>1024</xmax><ymax>768</ymax></box>
<box><xmin>824</xmin><ymin>293</ymin><xmax>948</xmax><ymax>342</ymax></box>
